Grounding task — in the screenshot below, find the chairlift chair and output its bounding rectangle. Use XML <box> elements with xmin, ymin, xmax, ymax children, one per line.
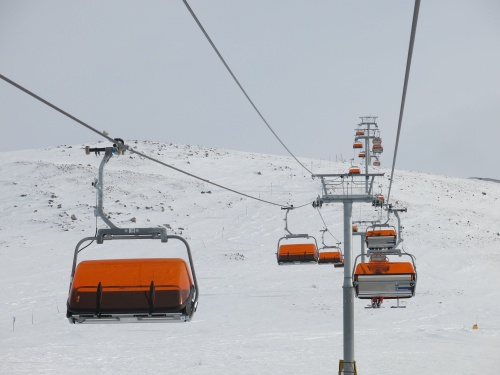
<box><xmin>373</xmin><ymin>160</ymin><xmax>381</xmax><ymax>167</ymax></box>
<box><xmin>354</xmin><ymin>209</ymin><xmax>416</xmax><ymax>303</ymax></box>
<box><xmin>365</xmin><ymin>225</ymin><xmax>397</xmax><ymax>249</ymax></box>
<box><xmin>355</xmin><ymin>130</ymin><xmax>365</xmax><ymax>136</ymax></box>
<box><xmin>372</xmin><ymin>195</ymin><xmax>385</xmax><ymax>207</ymax></box>
<box><xmin>349</xmin><ymin>166</ymin><xmax>361</xmax><ymax>175</ymax></box>
<box><xmin>66</xmin><ymin>143</ymin><xmax>199</xmax><ymax>323</ymax></box>
<box><xmin>317</xmin><ymin>229</ymin><xmax>344</xmax><ymax>267</ymax></box>
<box><xmin>353</xmin><ymin>142</ymin><xmax>363</xmax><ymax>149</ymax></box>
<box><xmin>358</xmin><ymin>152</ymin><xmax>366</xmax><ymax>158</ymax></box>
<box><xmin>372</xmin><ymin>144</ymin><xmax>383</xmax><ymax>154</ymax></box>
<box><xmin>353</xmin><ymin>256</ymin><xmax>416</xmax><ymax>300</ymax></box>
<box><xmin>372</xmin><ymin>137</ymin><xmax>382</xmax><ymax>145</ymax></box>
<box><xmin>277</xmin><ymin>208</ymin><xmax>318</xmax><ymax>264</ymax></box>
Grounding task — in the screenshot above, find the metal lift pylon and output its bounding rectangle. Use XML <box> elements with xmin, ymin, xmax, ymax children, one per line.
<box><xmin>314</xmin><ymin>168</ymin><xmax>383</xmax><ymax>375</ymax></box>
<box><xmin>315</xmin><ymin>117</ymin><xmax>385</xmax><ymax>374</ymax></box>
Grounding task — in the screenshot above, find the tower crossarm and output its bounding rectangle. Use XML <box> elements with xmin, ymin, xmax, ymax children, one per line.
<box><xmin>313</xmin><ymin>173</ymin><xmax>384</xmax><ymax>202</ymax></box>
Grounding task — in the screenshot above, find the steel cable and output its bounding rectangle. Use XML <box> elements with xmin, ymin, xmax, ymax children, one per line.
<box><xmin>387</xmin><ymin>0</ymin><xmax>421</xmax><ymax>204</ymax></box>
<box><xmin>316</xmin><ymin>207</ymin><xmax>342</xmax><ymax>244</ymax></box>
<box><xmin>0</xmin><ymin>73</ymin><xmax>116</xmax><ymax>144</ymax></box>
<box><xmin>0</xmin><ymin>73</ymin><xmax>311</xmax><ymax>209</ymax></box>
<box><xmin>181</xmin><ymin>0</ymin><xmax>314</xmax><ymax>176</ymax></box>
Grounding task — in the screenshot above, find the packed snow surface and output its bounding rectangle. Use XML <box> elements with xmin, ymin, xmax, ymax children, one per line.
<box><xmin>1</xmin><ymin>141</ymin><xmax>499</xmax><ymax>374</ymax></box>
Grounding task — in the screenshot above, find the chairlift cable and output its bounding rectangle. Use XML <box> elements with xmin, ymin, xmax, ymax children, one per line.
<box><xmin>387</xmin><ymin>0</ymin><xmax>421</xmax><ymax>204</ymax></box>
<box><xmin>316</xmin><ymin>207</ymin><xmax>341</xmax><ymax>244</ymax></box>
<box><xmin>288</xmin><ymin>200</ymin><xmax>315</xmax><ymax>210</ymax></box>
<box><xmin>181</xmin><ymin>0</ymin><xmax>313</xmax><ymax>176</ymax></box>
<box><xmin>0</xmin><ymin>73</ymin><xmax>311</xmax><ymax>209</ymax></box>
<box><xmin>128</xmin><ymin>147</ymin><xmax>305</xmax><ymax>208</ymax></box>
<box><xmin>0</xmin><ymin>73</ymin><xmax>116</xmax><ymax>145</ymax></box>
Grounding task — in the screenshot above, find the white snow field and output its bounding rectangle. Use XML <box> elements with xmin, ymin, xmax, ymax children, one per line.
<box><xmin>1</xmin><ymin>141</ymin><xmax>499</xmax><ymax>374</ymax></box>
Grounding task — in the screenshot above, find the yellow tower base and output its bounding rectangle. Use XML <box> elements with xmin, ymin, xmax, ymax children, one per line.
<box><xmin>338</xmin><ymin>360</ymin><xmax>358</xmax><ymax>374</ymax></box>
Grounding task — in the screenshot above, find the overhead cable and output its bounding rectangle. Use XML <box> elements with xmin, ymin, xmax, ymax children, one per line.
<box><xmin>387</xmin><ymin>0</ymin><xmax>421</xmax><ymax>204</ymax></box>
<box><xmin>0</xmin><ymin>74</ymin><xmax>116</xmax><ymax>145</ymax></box>
<box><xmin>292</xmin><ymin>200</ymin><xmax>316</xmax><ymax>210</ymax></box>
<box><xmin>129</xmin><ymin>147</ymin><xmax>302</xmax><ymax>208</ymax></box>
<box><xmin>0</xmin><ymin>73</ymin><xmax>311</xmax><ymax>209</ymax></box>
<box><xmin>181</xmin><ymin>0</ymin><xmax>314</xmax><ymax>176</ymax></box>
<box><xmin>316</xmin><ymin>207</ymin><xmax>341</xmax><ymax>244</ymax></box>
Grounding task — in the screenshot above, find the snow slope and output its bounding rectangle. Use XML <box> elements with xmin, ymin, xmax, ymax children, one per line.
<box><xmin>1</xmin><ymin>141</ymin><xmax>499</xmax><ymax>374</ymax></box>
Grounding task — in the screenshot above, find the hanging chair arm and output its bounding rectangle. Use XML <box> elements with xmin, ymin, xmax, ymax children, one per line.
<box><xmin>93</xmin><ymin>148</ymin><xmax>118</xmax><ymax>229</ymax></box>
<box><xmin>69</xmin><ymin>236</ymin><xmax>98</xmax><ymax>292</ymax></box>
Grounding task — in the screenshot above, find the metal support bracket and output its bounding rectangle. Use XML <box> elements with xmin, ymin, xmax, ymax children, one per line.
<box><xmin>96</xmin><ymin>227</ymin><xmax>168</xmax><ymax>244</ymax></box>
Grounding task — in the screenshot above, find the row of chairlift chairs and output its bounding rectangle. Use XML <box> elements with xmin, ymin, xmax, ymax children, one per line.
<box><xmin>67</xmin><ymin>140</ymin><xmax>415</xmax><ymax>323</ymax></box>
<box><xmin>277</xmin><ymin>126</ymin><xmax>416</xmax><ymax>307</ymax></box>
<box><xmin>353</xmin><ymin>131</ymin><xmax>383</xmax><ymax>168</ymax></box>
<box><xmin>276</xmin><ymin>208</ymin><xmax>344</xmax><ymax>267</ymax></box>
<box><xmin>353</xmin><ymin>128</ymin><xmax>416</xmax><ymax>307</ymax></box>
<box><xmin>353</xmin><ymin>224</ymin><xmax>417</xmax><ymax>308</ymax></box>
<box><xmin>276</xmin><ymin>210</ymin><xmax>417</xmax><ymax>308</ymax></box>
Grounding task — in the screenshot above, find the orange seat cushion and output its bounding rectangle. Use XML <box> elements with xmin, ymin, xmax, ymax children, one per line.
<box><xmin>68</xmin><ymin>259</ymin><xmax>193</xmax><ymax>313</ymax></box>
<box><xmin>278</xmin><ymin>243</ymin><xmax>317</xmax><ymax>262</ymax></box>
<box><xmin>355</xmin><ymin>261</ymin><xmax>414</xmax><ymax>275</ymax></box>
<box><xmin>366</xmin><ymin>229</ymin><xmax>396</xmax><ymax>238</ymax></box>
<box><xmin>318</xmin><ymin>251</ymin><xmax>342</xmax><ymax>263</ymax></box>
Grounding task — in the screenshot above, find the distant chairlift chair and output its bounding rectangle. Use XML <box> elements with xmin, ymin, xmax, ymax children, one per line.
<box><xmin>317</xmin><ymin>229</ymin><xmax>344</xmax><ymax>267</ymax></box>
<box><xmin>277</xmin><ymin>207</ymin><xmax>319</xmax><ymax>264</ymax></box>
<box><xmin>365</xmin><ymin>225</ymin><xmax>397</xmax><ymax>249</ymax></box>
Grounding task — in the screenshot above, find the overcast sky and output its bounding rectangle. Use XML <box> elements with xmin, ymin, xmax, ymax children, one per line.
<box><xmin>1</xmin><ymin>1</ymin><xmax>499</xmax><ymax>180</ymax></box>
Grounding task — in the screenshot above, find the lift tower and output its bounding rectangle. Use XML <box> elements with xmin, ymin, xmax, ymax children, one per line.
<box><xmin>355</xmin><ymin>116</ymin><xmax>382</xmax><ymax>189</ymax></box>
<box><xmin>314</xmin><ymin>170</ymin><xmax>383</xmax><ymax>374</ymax></box>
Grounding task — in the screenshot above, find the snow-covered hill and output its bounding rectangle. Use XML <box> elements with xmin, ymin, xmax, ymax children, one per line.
<box><xmin>1</xmin><ymin>141</ymin><xmax>499</xmax><ymax>374</ymax></box>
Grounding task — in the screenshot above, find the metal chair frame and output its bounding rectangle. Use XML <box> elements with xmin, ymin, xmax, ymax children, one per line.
<box><xmin>276</xmin><ymin>207</ymin><xmax>319</xmax><ymax>264</ymax></box>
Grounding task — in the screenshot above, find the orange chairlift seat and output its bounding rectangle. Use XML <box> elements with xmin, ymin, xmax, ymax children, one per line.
<box><xmin>373</xmin><ymin>160</ymin><xmax>381</xmax><ymax>167</ymax></box>
<box><xmin>353</xmin><ymin>258</ymin><xmax>416</xmax><ymax>299</ymax></box>
<box><xmin>318</xmin><ymin>250</ymin><xmax>343</xmax><ymax>265</ymax></box>
<box><xmin>365</xmin><ymin>227</ymin><xmax>397</xmax><ymax>249</ymax></box>
<box><xmin>349</xmin><ymin>166</ymin><xmax>361</xmax><ymax>175</ymax></box>
<box><xmin>278</xmin><ymin>242</ymin><xmax>318</xmax><ymax>264</ymax></box>
<box><xmin>356</xmin><ymin>130</ymin><xmax>365</xmax><ymax>136</ymax></box>
<box><xmin>317</xmin><ymin>229</ymin><xmax>344</xmax><ymax>267</ymax></box>
<box><xmin>358</xmin><ymin>152</ymin><xmax>366</xmax><ymax>158</ymax></box>
<box><xmin>372</xmin><ymin>137</ymin><xmax>382</xmax><ymax>145</ymax></box>
<box><xmin>372</xmin><ymin>195</ymin><xmax>384</xmax><ymax>207</ymax></box>
<box><xmin>277</xmin><ymin>207</ymin><xmax>318</xmax><ymax>264</ymax></box>
<box><xmin>67</xmin><ymin>228</ymin><xmax>199</xmax><ymax>323</ymax></box>
<box><xmin>68</xmin><ymin>259</ymin><xmax>194</xmax><ymax>319</ymax></box>
<box><xmin>372</xmin><ymin>144</ymin><xmax>383</xmax><ymax>154</ymax></box>
<box><xmin>353</xmin><ymin>142</ymin><xmax>363</xmax><ymax>149</ymax></box>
